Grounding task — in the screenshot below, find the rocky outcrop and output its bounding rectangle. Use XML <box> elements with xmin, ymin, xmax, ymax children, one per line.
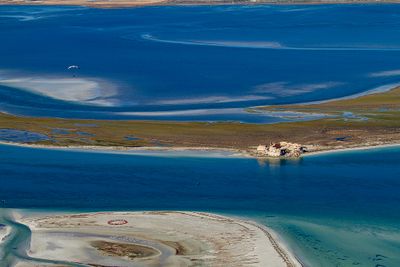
<box><xmin>256</xmin><ymin>142</ymin><xmax>307</xmax><ymax>158</ymax></box>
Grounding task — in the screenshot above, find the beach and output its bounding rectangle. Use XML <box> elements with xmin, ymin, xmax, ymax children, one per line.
<box><xmin>0</xmin><ymin>141</ymin><xmax>250</xmax><ymax>158</ymax></box>
<box><xmin>1</xmin><ymin>0</ymin><xmax>399</xmax><ymax>8</ymax></box>
<box><xmin>8</xmin><ymin>211</ymin><xmax>301</xmax><ymax>266</ymax></box>
<box><xmin>303</xmin><ymin>143</ymin><xmax>400</xmax><ymax>157</ymax></box>
<box><xmin>0</xmin><ymin>0</ymin><xmax>168</xmax><ymax>8</ymax></box>
<box><xmin>3</xmin><ymin>137</ymin><xmax>400</xmax><ymax>160</ymax></box>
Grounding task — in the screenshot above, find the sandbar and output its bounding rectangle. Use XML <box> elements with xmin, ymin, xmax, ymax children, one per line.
<box><xmin>15</xmin><ymin>211</ymin><xmax>301</xmax><ymax>266</ymax></box>
<box><xmin>1</xmin><ymin>0</ymin><xmax>399</xmax><ymax>8</ymax></box>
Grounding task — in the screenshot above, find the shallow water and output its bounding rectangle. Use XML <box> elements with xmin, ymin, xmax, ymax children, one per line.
<box><xmin>0</xmin><ymin>129</ymin><xmax>49</xmax><ymax>142</ymax></box>
<box><xmin>0</xmin><ymin>144</ymin><xmax>399</xmax><ymax>266</ymax></box>
<box><xmin>1</xmin><ymin>4</ymin><xmax>400</xmax><ymax>120</ymax></box>
<box><xmin>1</xmin><ymin>4</ymin><xmax>400</xmax><ymax>266</ymax></box>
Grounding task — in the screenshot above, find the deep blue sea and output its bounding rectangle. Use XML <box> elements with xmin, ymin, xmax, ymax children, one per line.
<box><xmin>1</xmin><ymin>4</ymin><xmax>400</xmax><ymax>266</ymax></box>
<box><xmin>1</xmin><ymin>4</ymin><xmax>400</xmax><ymax>121</ymax></box>
<box><xmin>0</xmin><ymin>144</ymin><xmax>399</xmax><ymax>266</ymax></box>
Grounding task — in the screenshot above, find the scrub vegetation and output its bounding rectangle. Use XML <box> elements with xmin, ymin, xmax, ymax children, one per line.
<box><xmin>1</xmin><ymin>87</ymin><xmax>400</xmax><ymax>151</ymax></box>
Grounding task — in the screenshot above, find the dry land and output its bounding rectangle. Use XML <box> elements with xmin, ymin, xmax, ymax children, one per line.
<box><xmin>1</xmin><ymin>86</ymin><xmax>400</xmax><ymax>156</ymax></box>
<box><xmin>16</xmin><ymin>211</ymin><xmax>301</xmax><ymax>267</ymax></box>
<box><xmin>0</xmin><ymin>0</ymin><xmax>399</xmax><ymax>8</ymax></box>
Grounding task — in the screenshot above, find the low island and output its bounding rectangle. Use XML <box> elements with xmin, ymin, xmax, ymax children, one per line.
<box><xmin>1</xmin><ymin>211</ymin><xmax>301</xmax><ymax>266</ymax></box>
<box><xmin>0</xmin><ymin>85</ymin><xmax>399</xmax><ymax>158</ymax></box>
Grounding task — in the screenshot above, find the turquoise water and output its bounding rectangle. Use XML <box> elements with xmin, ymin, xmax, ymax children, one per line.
<box><xmin>0</xmin><ymin>144</ymin><xmax>399</xmax><ymax>266</ymax></box>
<box><xmin>1</xmin><ymin>4</ymin><xmax>400</xmax><ymax>121</ymax></box>
<box><xmin>0</xmin><ymin>209</ymin><xmax>87</xmax><ymax>266</ymax></box>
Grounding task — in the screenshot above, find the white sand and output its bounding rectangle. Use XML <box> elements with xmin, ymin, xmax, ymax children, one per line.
<box><xmin>0</xmin><ymin>0</ymin><xmax>167</xmax><ymax>8</ymax></box>
<box><xmin>0</xmin><ymin>141</ymin><xmax>250</xmax><ymax>158</ymax></box>
<box><xmin>304</xmin><ymin>143</ymin><xmax>400</xmax><ymax>157</ymax></box>
<box><xmin>0</xmin><ymin>224</ymin><xmax>10</xmax><ymax>243</ymax></box>
<box><xmin>18</xmin><ymin>211</ymin><xmax>301</xmax><ymax>267</ymax></box>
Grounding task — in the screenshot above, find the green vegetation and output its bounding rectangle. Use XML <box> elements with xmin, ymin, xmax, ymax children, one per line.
<box><xmin>1</xmin><ymin>87</ymin><xmax>400</xmax><ymax>150</ymax></box>
<box><xmin>258</xmin><ymin>86</ymin><xmax>400</xmax><ymax>115</ymax></box>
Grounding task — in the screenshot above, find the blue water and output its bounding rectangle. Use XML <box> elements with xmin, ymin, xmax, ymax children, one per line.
<box><xmin>1</xmin><ymin>4</ymin><xmax>400</xmax><ymax>266</ymax></box>
<box><xmin>0</xmin><ymin>144</ymin><xmax>399</xmax><ymax>266</ymax></box>
<box><xmin>0</xmin><ymin>129</ymin><xmax>49</xmax><ymax>142</ymax></box>
<box><xmin>1</xmin><ymin>4</ymin><xmax>400</xmax><ymax>121</ymax></box>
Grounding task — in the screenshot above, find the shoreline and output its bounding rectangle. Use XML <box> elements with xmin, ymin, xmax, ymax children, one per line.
<box><xmin>0</xmin><ymin>77</ymin><xmax>399</xmax><ymax>157</ymax></box>
<box><xmin>0</xmin><ymin>140</ymin><xmax>251</xmax><ymax>158</ymax></box>
<box><xmin>1</xmin><ymin>140</ymin><xmax>400</xmax><ymax>159</ymax></box>
<box><xmin>1</xmin><ymin>1</ymin><xmax>400</xmax><ymax>9</ymax></box>
<box><xmin>7</xmin><ymin>210</ymin><xmax>302</xmax><ymax>267</ymax></box>
<box><xmin>303</xmin><ymin>142</ymin><xmax>400</xmax><ymax>157</ymax></box>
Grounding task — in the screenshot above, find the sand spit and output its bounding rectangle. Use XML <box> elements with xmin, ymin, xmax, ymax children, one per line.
<box><xmin>1</xmin><ymin>0</ymin><xmax>399</xmax><ymax>8</ymax></box>
<box><xmin>3</xmin><ymin>140</ymin><xmax>400</xmax><ymax>161</ymax></box>
<box><xmin>304</xmin><ymin>142</ymin><xmax>400</xmax><ymax>157</ymax></box>
<box><xmin>0</xmin><ymin>0</ymin><xmax>168</xmax><ymax>8</ymax></box>
<box><xmin>0</xmin><ymin>141</ymin><xmax>250</xmax><ymax>158</ymax></box>
<box><xmin>17</xmin><ymin>211</ymin><xmax>301</xmax><ymax>267</ymax></box>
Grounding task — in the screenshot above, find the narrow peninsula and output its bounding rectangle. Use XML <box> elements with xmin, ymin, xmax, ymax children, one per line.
<box><xmin>1</xmin><ymin>86</ymin><xmax>400</xmax><ymax>157</ymax></box>
<box><xmin>1</xmin><ymin>0</ymin><xmax>398</xmax><ymax>8</ymax></box>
